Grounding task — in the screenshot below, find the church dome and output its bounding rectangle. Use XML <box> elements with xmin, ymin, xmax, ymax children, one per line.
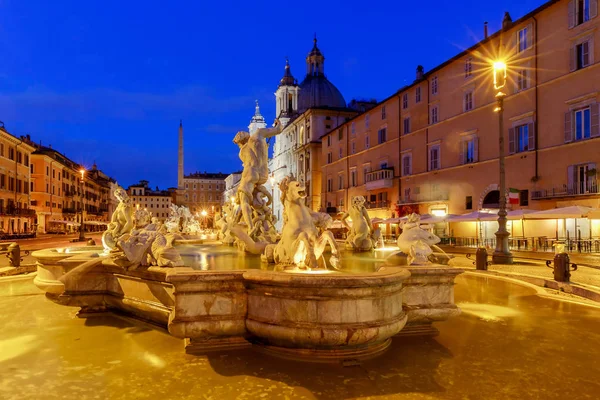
<box><xmin>297</xmin><ymin>36</ymin><xmax>346</xmax><ymax>112</ymax></box>
<box><xmin>297</xmin><ymin>75</ymin><xmax>347</xmax><ymax>112</ymax></box>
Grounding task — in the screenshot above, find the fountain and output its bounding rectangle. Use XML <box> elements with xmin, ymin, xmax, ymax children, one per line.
<box><xmin>31</xmin><ymin>122</ymin><xmax>463</xmax><ymax>363</ymax></box>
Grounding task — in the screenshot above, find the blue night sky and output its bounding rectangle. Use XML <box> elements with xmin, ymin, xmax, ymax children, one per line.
<box><xmin>0</xmin><ymin>0</ymin><xmax>546</xmax><ymax>189</ymax></box>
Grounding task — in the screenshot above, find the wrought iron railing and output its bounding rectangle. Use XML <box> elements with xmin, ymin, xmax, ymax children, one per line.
<box><xmin>531</xmin><ymin>181</ymin><xmax>599</xmax><ymax>200</ymax></box>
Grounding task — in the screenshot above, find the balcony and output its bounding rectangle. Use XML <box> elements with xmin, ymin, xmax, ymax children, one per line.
<box><xmin>365</xmin><ymin>168</ymin><xmax>394</xmax><ymax>191</ymax></box>
<box><xmin>532</xmin><ymin>181</ymin><xmax>599</xmax><ymax>200</ymax></box>
<box><xmin>0</xmin><ymin>207</ymin><xmax>37</xmax><ymax>217</ymax></box>
<box><xmin>365</xmin><ymin>200</ymin><xmax>390</xmax><ymax>209</ymax></box>
<box><xmin>398</xmin><ymin>191</ymin><xmax>449</xmax><ymax>205</ymax></box>
<box><xmin>62</xmin><ymin>207</ymin><xmax>78</xmax><ymax>214</ymax></box>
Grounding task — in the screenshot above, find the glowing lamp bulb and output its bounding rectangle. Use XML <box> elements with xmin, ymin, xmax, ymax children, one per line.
<box><xmin>493</xmin><ymin>61</ymin><xmax>507</xmax><ymax>90</ymax></box>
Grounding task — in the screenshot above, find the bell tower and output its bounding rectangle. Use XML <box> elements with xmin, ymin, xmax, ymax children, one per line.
<box><xmin>274</xmin><ymin>58</ymin><xmax>300</xmax><ymax>127</ymax></box>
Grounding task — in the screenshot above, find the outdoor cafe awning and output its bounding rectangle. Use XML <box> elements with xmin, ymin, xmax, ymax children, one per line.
<box><xmin>524</xmin><ymin>206</ymin><xmax>595</xmax><ymax>219</ymax></box>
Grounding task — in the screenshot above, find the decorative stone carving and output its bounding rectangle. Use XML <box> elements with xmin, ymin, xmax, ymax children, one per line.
<box><xmin>164</xmin><ymin>204</ymin><xmax>201</xmax><ymax>234</ymax></box>
<box><xmin>267</xmin><ymin>176</ymin><xmax>339</xmax><ymax>269</ymax></box>
<box><xmin>232</xmin><ymin>120</ymin><xmax>281</xmax><ymax>243</ymax></box>
<box><xmin>102</xmin><ymin>187</ymin><xmax>134</xmax><ymax>252</ymax></box>
<box><xmin>341</xmin><ymin>196</ymin><xmax>381</xmax><ymax>251</ymax></box>
<box><xmin>396</xmin><ymin>213</ymin><xmax>441</xmax><ymax>265</ymax></box>
<box><xmin>101</xmin><ymin>187</ymin><xmax>184</xmax><ymax>269</ymax></box>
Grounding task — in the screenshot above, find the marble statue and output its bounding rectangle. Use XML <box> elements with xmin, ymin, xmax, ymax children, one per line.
<box><xmin>233</xmin><ymin>119</ymin><xmax>281</xmax><ymax>242</ymax></box>
<box><xmin>101</xmin><ymin>187</ymin><xmax>184</xmax><ymax>269</ymax></box>
<box><xmin>164</xmin><ymin>204</ymin><xmax>201</xmax><ymax>235</ymax></box>
<box><xmin>217</xmin><ymin>202</ymin><xmax>237</xmax><ymax>245</ymax></box>
<box><xmin>341</xmin><ymin>196</ymin><xmax>381</xmax><ymax>251</ymax></box>
<box><xmin>265</xmin><ymin>176</ymin><xmax>339</xmax><ymax>269</ymax></box>
<box><xmin>102</xmin><ymin>187</ymin><xmax>134</xmax><ymax>252</ymax></box>
<box><xmin>396</xmin><ymin>213</ymin><xmax>441</xmax><ymax>265</ymax></box>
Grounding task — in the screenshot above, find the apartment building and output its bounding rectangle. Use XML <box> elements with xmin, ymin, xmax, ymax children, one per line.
<box><xmin>128</xmin><ymin>180</ymin><xmax>172</xmax><ymax>220</ymax></box>
<box><xmin>322</xmin><ymin>0</ymin><xmax>600</xmax><ymax>236</ymax></box>
<box><xmin>30</xmin><ymin>145</ymin><xmax>115</xmax><ymax>233</ymax></box>
<box><xmin>180</xmin><ymin>172</ymin><xmax>227</xmax><ymax>215</ymax></box>
<box><xmin>0</xmin><ymin>127</ymin><xmax>36</xmax><ymax>234</ymax></box>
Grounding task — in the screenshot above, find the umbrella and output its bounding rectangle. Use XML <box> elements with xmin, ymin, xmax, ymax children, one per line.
<box><xmin>371</xmin><ymin>217</ymin><xmax>384</xmax><ymax>224</ymax></box>
<box><xmin>525</xmin><ymin>206</ymin><xmax>596</xmax><ymax>240</ymax></box>
<box><xmin>420</xmin><ymin>214</ymin><xmax>458</xmax><ymax>223</ymax></box>
<box><xmin>524</xmin><ymin>205</ymin><xmax>595</xmax><ymax>219</ymax></box>
<box><xmin>448</xmin><ymin>210</ymin><xmax>498</xmax><ymax>222</ymax></box>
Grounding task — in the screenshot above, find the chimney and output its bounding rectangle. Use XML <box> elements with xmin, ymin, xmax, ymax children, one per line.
<box><xmin>502</xmin><ymin>12</ymin><xmax>513</xmax><ymax>30</ymax></box>
<box><xmin>415</xmin><ymin>65</ymin><xmax>424</xmax><ymax>81</ymax></box>
<box><xmin>484</xmin><ymin>21</ymin><xmax>488</xmax><ymax>39</ymax></box>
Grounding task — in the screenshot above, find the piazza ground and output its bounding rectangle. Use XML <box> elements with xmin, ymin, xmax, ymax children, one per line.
<box><xmin>1</xmin><ymin>273</ymin><xmax>599</xmax><ymax>400</ymax></box>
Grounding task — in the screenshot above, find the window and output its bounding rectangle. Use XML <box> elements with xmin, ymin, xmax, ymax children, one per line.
<box><xmin>327</xmin><ymin>178</ymin><xmax>332</xmax><ymax>192</ymax></box>
<box><xmin>520</xmin><ymin>190</ymin><xmax>529</xmax><ymax>206</ymax></box>
<box><xmin>416</xmin><ymin>87</ymin><xmax>421</xmax><ymax>103</ymax></box>
<box><xmin>363</xmin><ymin>166</ymin><xmax>371</xmax><ymax>182</ymax></box>
<box><xmin>573</xmin><ymin>40</ymin><xmax>591</xmax><ymax>70</ymax></box>
<box><xmin>576</xmin><ymin>107</ymin><xmax>592</xmax><ymax>140</ymax></box>
<box><xmin>185</xmin><ymin>184</ymin><xmax>188</xmax><ymax>189</ymax></box>
<box><xmin>30</xmin><ymin>164</ymin><xmax>34</xmax><ymax>173</ymax></box>
<box><xmin>339</xmin><ymin>147</ymin><xmax>343</xmax><ymax>159</ymax></box>
<box><xmin>509</xmin><ymin>123</ymin><xmax>535</xmax><ymax>153</ymax></box>
<box><xmin>518</xmin><ymin>27</ymin><xmax>529</xmax><ymax>52</ymax></box>
<box><xmin>327</xmin><ymin>136</ymin><xmax>331</xmax><ymax>146</ymax></box>
<box><xmin>429</xmin><ymin>145</ymin><xmax>440</xmax><ymax>171</ymax></box>
<box><xmin>465</xmin><ymin>58</ymin><xmax>473</xmax><ymax>77</ymax></box>
<box><xmin>350</xmin><ymin>170</ymin><xmax>357</xmax><ymax>187</ymax></box>
<box><xmin>351</xmin><ymin>122</ymin><xmax>356</xmax><ymax>135</ymax></box>
<box><xmin>365</xmin><ymin>114</ymin><xmax>370</xmax><ymax>128</ymax></box>
<box><xmin>431</xmin><ymin>106</ymin><xmax>439</xmax><ymax>124</ymax></box>
<box><xmin>327</xmin><ymin>152</ymin><xmax>332</xmax><ymax>163</ymax></box>
<box><xmin>365</xmin><ymin>135</ymin><xmax>370</xmax><ymax>149</ymax></box>
<box><xmin>464</xmin><ymin>91</ymin><xmax>473</xmax><ymax>112</ymax></box>
<box><xmin>466</xmin><ymin>196</ymin><xmax>473</xmax><ymax>210</ymax></box>
<box><xmin>401</xmin><ymin>154</ymin><xmax>412</xmax><ymax>176</ymax></box>
<box><xmin>338</xmin><ymin>175</ymin><xmax>344</xmax><ymax>190</ymax></box>
<box><xmin>460</xmin><ymin>136</ymin><xmax>478</xmax><ymax>164</ymax></box>
<box><xmin>570</xmin><ymin>0</ymin><xmax>594</xmax><ymax>28</ymax></box>
<box><xmin>381</xmin><ymin>105</ymin><xmax>386</xmax><ymax>119</ymax></box>
<box><xmin>517</xmin><ymin>69</ymin><xmax>529</xmax><ymax>91</ymax></box>
<box><xmin>9</xmin><ymin>148</ymin><xmax>14</xmax><ymax>161</ymax></box>
<box><xmin>431</xmin><ymin>76</ymin><xmax>438</xmax><ymax>95</ymax></box>
<box><xmin>339</xmin><ymin>128</ymin><xmax>344</xmax><ymax>140</ymax></box>
<box><xmin>377</xmin><ymin>128</ymin><xmax>387</xmax><ymax>144</ymax></box>
<box><xmin>402</xmin><ymin>93</ymin><xmax>408</xmax><ymax>109</ymax></box>
<box><xmin>0</xmin><ymin>143</ymin><xmax>3</xmax><ymax>157</ymax></box>
<box><xmin>351</xmin><ymin>141</ymin><xmax>356</xmax><ymax>154</ymax></box>
<box><xmin>403</xmin><ymin>118</ymin><xmax>411</xmax><ymax>134</ymax></box>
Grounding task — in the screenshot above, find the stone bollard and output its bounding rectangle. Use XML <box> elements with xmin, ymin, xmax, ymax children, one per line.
<box><xmin>475</xmin><ymin>247</ymin><xmax>488</xmax><ymax>270</ymax></box>
<box><xmin>546</xmin><ymin>253</ymin><xmax>577</xmax><ymax>282</ymax></box>
<box><xmin>7</xmin><ymin>243</ymin><xmax>21</xmax><ymax>267</ymax></box>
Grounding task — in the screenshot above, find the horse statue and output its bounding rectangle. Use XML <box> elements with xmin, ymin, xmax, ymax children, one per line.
<box><xmin>266</xmin><ymin>176</ymin><xmax>339</xmax><ymax>269</ymax></box>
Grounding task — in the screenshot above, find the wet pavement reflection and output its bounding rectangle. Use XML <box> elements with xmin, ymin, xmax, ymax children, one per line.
<box><xmin>1</xmin><ymin>274</ymin><xmax>599</xmax><ymax>399</ymax></box>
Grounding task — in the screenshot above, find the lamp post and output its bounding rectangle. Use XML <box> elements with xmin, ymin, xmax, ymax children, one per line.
<box><xmin>201</xmin><ymin>209</ymin><xmax>207</xmax><ymax>230</ymax></box>
<box><xmin>78</xmin><ymin>168</ymin><xmax>86</xmax><ymax>241</ymax></box>
<box><xmin>492</xmin><ymin>61</ymin><xmax>513</xmax><ymax>264</ymax></box>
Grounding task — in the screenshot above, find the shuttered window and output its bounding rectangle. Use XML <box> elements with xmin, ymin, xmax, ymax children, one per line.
<box><xmin>509</xmin><ymin>123</ymin><xmax>535</xmax><ymax>154</ymax></box>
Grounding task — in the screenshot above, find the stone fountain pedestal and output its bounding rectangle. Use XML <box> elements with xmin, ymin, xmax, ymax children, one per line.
<box><xmin>31</xmin><ymin>247</ymin><xmax>462</xmax><ymax>363</ymax></box>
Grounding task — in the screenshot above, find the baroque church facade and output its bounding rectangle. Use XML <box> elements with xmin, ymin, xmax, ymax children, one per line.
<box><xmin>269</xmin><ymin>37</ymin><xmax>357</xmax><ymax>229</ymax></box>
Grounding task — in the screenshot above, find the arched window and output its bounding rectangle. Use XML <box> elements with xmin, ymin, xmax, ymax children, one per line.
<box><xmin>482</xmin><ymin>190</ymin><xmax>500</xmax><ymax>209</ymax></box>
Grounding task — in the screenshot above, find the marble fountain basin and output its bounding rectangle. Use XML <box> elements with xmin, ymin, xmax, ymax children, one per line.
<box><xmin>31</xmin><ymin>245</ymin><xmax>462</xmax><ymax>363</ymax></box>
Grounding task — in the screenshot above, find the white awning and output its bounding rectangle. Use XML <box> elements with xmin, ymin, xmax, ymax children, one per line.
<box><xmin>525</xmin><ymin>206</ymin><xmax>596</xmax><ymax>219</ymax></box>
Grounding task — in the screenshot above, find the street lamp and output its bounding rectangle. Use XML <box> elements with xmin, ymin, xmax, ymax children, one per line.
<box><xmin>78</xmin><ymin>168</ymin><xmax>86</xmax><ymax>241</ymax></box>
<box><xmin>201</xmin><ymin>209</ymin><xmax>208</xmax><ymax>230</ymax></box>
<box><xmin>491</xmin><ymin>61</ymin><xmax>513</xmax><ymax>264</ymax></box>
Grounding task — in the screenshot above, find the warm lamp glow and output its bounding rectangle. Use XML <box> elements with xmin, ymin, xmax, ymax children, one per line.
<box><xmin>493</xmin><ymin>60</ymin><xmax>507</xmax><ymax>90</ymax></box>
<box><xmin>431</xmin><ymin>209</ymin><xmax>447</xmax><ymax>217</ymax></box>
<box><xmin>201</xmin><ymin>210</ymin><xmax>207</xmax><ymax>217</ymax></box>
<box><xmin>230</xmin><ymin>196</ymin><xmax>235</xmax><ymax>204</ymax></box>
<box><xmin>270</xmin><ymin>175</ymin><xmax>275</xmax><ymax>185</ymax></box>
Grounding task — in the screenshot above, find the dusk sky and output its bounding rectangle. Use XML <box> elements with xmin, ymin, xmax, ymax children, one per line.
<box><xmin>0</xmin><ymin>0</ymin><xmax>546</xmax><ymax>189</ymax></box>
